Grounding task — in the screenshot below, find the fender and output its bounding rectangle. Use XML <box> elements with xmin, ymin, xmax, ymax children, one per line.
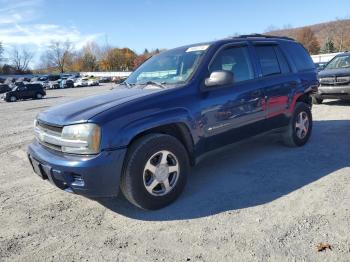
<box><xmin>287</xmin><ymin>80</ymin><xmax>318</xmax><ymax>113</ymax></box>
<box><xmin>104</xmin><ymin>107</ymin><xmax>198</xmax><ymax>150</ymax></box>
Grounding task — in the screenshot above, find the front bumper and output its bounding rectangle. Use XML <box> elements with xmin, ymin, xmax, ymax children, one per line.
<box><xmin>27</xmin><ymin>140</ymin><xmax>127</xmax><ymax>197</ymax></box>
<box><xmin>317</xmin><ymin>85</ymin><xmax>350</xmax><ymax>99</ymax></box>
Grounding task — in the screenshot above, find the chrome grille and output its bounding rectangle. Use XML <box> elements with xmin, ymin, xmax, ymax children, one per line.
<box><xmin>319</xmin><ymin>77</ymin><xmax>335</xmax><ymax>85</ymax></box>
<box><xmin>35</xmin><ymin>121</ymin><xmax>63</xmax><ymax>152</ymax></box>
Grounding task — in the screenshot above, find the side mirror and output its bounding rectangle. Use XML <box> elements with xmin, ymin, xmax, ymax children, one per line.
<box><xmin>205</xmin><ymin>70</ymin><xmax>234</xmax><ymax>87</ymax></box>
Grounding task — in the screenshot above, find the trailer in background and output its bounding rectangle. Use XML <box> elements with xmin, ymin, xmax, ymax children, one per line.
<box><xmin>311</xmin><ymin>52</ymin><xmax>343</xmax><ymax>63</ymax></box>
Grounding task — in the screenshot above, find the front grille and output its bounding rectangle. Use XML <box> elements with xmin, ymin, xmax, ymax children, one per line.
<box><xmin>336</xmin><ymin>76</ymin><xmax>350</xmax><ymax>84</ymax></box>
<box><xmin>320</xmin><ymin>77</ymin><xmax>335</xmax><ymax>85</ymax></box>
<box><xmin>37</xmin><ymin>121</ymin><xmax>62</xmax><ymax>134</ymax></box>
<box><xmin>35</xmin><ymin>121</ymin><xmax>63</xmax><ymax>152</ymax></box>
<box><xmin>320</xmin><ymin>76</ymin><xmax>350</xmax><ymax>86</ymax></box>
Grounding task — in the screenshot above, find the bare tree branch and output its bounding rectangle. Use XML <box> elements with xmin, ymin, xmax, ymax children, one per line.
<box><xmin>45</xmin><ymin>41</ymin><xmax>73</xmax><ymax>73</ymax></box>
<box><xmin>9</xmin><ymin>47</ymin><xmax>34</xmax><ymax>72</ymax></box>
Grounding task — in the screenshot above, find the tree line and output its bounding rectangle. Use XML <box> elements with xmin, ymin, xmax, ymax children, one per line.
<box><xmin>0</xmin><ymin>41</ymin><xmax>162</xmax><ymax>75</ymax></box>
<box><xmin>266</xmin><ymin>19</ymin><xmax>350</xmax><ymax>55</ymax></box>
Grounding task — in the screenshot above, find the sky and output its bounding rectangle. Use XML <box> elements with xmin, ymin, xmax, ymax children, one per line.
<box><xmin>1</xmin><ymin>0</ymin><xmax>350</xmax><ymax>67</ymax></box>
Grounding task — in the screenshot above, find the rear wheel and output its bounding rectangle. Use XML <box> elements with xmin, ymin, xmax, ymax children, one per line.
<box><xmin>121</xmin><ymin>134</ymin><xmax>189</xmax><ymax>210</ymax></box>
<box><xmin>283</xmin><ymin>102</ymin><xmax>312</xmax><ymax>147</ymax></box>
<box><xmin>35</xmin><ymin>93</ymin><xmax>43</xmax><ymax>99</ymax></box>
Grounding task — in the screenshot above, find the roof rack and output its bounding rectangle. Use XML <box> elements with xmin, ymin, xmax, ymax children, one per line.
<box><xmin>235</xmin><ymin>34</ymin><xmax>295</xmax><ymax>41</ymax></box>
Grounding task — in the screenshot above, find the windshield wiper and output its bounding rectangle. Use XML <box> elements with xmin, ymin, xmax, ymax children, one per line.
<box><xmin>140</xmin><ymin>81</ymin><xmax>167</xmax><ymax>89</ymax></box>
<box><xmin>119</xmin><ymin>81</ymin><xmax>134</xmax><ymax>88</ymax></box>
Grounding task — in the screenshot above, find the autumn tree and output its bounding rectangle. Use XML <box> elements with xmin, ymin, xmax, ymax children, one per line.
<box><xmin>133</xmin><ymin>54</ymin><xmax>148</xmax><ymax>69</ymax></box>
<box><xmin>44</xmin><ymin>41</ymin><xmax>74</xmax><ymax>73</ymax></box>
<box><xmin>99</xmin><ymin>48</ymin><xmax>136</xmax><ymax>71</ymax></box>
<box><xmin>9</xmin><ymin>47</ymin><xmax>34</xmax><ymax>73</ymax></box>
<box><xmin>71</xmin><ymin>42</ymin><xmax>101</xmax><ymax>72</ymax></box>
<box><xmin>296</xmin><ymin>27</ymin><xmax>320</xmax><ymax>54</ymax></box>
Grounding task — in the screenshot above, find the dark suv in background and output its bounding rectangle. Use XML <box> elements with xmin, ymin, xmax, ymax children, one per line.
<box><xmin>3</xmin><ymin>83</ymin><xmax>46</xmax><ymax>102</ymax></box>
<box><xmin>28</xmin><ymin>35</ymin><xmax>318</xmax><ymax>210</ymax></box>
<box><xmin>313</xmin><ymin>51</ymin><xmax>350</xmax><ymax>104</ymax></box>
<box><xmin>0</xmin><ymin>84</ymin><xmax>12</xmax><ymax>94</ymax></box>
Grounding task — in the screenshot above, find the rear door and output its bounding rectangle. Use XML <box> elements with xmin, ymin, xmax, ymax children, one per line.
<box><xmin>253</xmin><ymin>42</ymin><xmax>299</xmax><ymax>128</ymax></box>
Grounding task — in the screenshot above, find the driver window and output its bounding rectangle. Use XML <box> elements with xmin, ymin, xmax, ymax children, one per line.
<box><xmin>210</xmin><ymin>46</ymin><xmax>254</xmax><ymax>83</ymax></box>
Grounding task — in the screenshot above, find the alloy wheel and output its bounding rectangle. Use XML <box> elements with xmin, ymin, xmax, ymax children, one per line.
<box><xmin>295</xmin><ymin>111</ymin><xmax>309</xmax><ymax>139</ymax></box>
<box><xmin>143</xmin><ymin>150</ymin><xmax>180</xmax><ymax>196</ymax></box>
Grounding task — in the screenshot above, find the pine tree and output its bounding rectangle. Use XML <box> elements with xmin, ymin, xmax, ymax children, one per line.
<box><xmin>321</xmin><ymin>39</ymin><xmax>336</xmax><ymax>54</ymax></box>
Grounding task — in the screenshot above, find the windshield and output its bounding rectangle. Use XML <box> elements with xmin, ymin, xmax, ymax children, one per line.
<box><xmin>325</xmin><ymin>55</ymin><xmax>350</xmax><ymax>69</ymax></box>
<box><xmin>126</xmin><ymin>45</ymin><xmax>209</xmax><ymax>86</ymax></box>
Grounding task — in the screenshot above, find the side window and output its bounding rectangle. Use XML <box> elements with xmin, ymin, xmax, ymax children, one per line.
<box><xmin>282</xmin><ymin>42</ymin><xmax>315</xmax><ymax>71</ymax></box>
<box><xmin>210</xmin><ymin>46</ymin><xmax>254</xmax><ymax>83</ymax></box>
<box><xmin>255</xmin><ymin>46</ymin><xmax>281</xmax><ymax>76</ymax></box>
<box><xmin>274</xmin><ymin>46</ymin><xmax>291</xmax><ymax>73</ymax></box>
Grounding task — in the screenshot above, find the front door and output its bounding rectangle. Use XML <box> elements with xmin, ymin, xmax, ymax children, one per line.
<box><xmin>200</xmin><ymin>44</ymin><xmax>266</xmax><ymax>151</ymax></box>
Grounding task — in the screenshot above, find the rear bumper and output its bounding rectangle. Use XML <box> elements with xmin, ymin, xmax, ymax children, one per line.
<box><xmin>317</xmin><ymin>85</ymin><xmax>350</xmax><ymax>99</ymax></box>
<box><xmin>27</xmin><ymin>140</ymin><xmax>127</xmax><ymax>197</ymax></box>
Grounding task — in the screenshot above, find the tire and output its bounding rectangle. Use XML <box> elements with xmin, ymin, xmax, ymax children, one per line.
<box><xmin>120</xmin><ymin>134</ymin><xmax>189</xmax><ymax>210</ymax></box>
<box><xmin>9</xmin><ymin>96</ymin><xmax>17</xmax><ymax>102</ymax></box>
<box><xmin>283</xmin><ymin>102</ymin><xmax>312</xmax><ymax>147</ymax></box>
<box><xmin>312</xmin><ymin>95</ymin><xmax>323</xmax><ymax>104</ymax></box>
<box><xmin>35</xmin><ymin>93</ymin><xmax>43</xmax><ymax>99</ymax></box>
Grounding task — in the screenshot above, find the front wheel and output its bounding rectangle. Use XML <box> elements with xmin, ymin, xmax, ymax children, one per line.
<box><xmin>283</xmin><ymin>102</ymin><xmax>312</xmax><ymax>147</ymax></box>
<box><xmin>120</xmin><ymin>134</ymin><xmax>189</xmax><ymax>210</ymax></box>
<box><xmin>9</xmin><ymin>96</ymin><xmax>17</xmax><ymax>102</ymax></box>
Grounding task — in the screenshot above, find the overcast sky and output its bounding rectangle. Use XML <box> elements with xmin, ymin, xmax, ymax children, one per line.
<box><xmin>1</xmin><ymin>0</ymin><xmax>349</xmax><ymax>66</ymax></box>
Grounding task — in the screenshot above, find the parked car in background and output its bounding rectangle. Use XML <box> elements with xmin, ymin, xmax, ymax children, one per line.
<box><xmin>17</xmin><ymin>77</ymin><xmax>31</xmax><ymax>82</ymax></box>
<box><xmin>4</xmin><ymin>77</ymin><xmax>15</xmax><ymax>84</ymax></box>
<box><xmin>313</xmin><ymin>51</ymin><xmax>350</xmax><ymax>104</ymax></box>
<box><xmin>48</xmin><ymin>81</ymin><xmax>60</xmax><ymax>89</ymax></box>
<box><xmin>0</xmin><ymin>84</ymin><xmax>12</xmax><ymax>94</ymax></box>
<box><xmin>0</xmin><ymin>77</ymin><xmax>5</xmax><ymax>84</ymax></box>
<box><xmin>3</xmin><ymin>83</ymin><xmax>46</xmax><ymax>102</ymax></box>
<box><xmin>315</xmin><ymin>62</ymin><xmax>326</xmax><ymax>71</ymax></box>
<box><xmin>28</xmin><ymin>35</ymin><xmax>318</xmax><ymax>210</ymax></box>
<box><xmin>74</xmin><ymin>78</ymin><xmax>88</xmax><ymax>87</ymax></box>
<box><xmin>48</xmin><ymin>75</ymin><xmax>60</xmax><ymax>81</ymax></box>
<box><xmin>99</xmin><ymin>76</ymin><xmax>112</xmax><ymax>83</ymax></box>
<box><xmin>112</xmin><ymin>76</ymin><xmax>127</xmax><ymax>84</ymax></box>
<box><xmin>87</xmin><ymin>79</ymin><xmax>99</xmax><ymax>86</ymax></box>
<box><xmin>38</xmin><ymin>76</ymin><xmax>48</xmax><ymax>82</ymax></box>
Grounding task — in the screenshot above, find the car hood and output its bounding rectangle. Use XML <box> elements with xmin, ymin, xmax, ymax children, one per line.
<box><xmin>37</xmin><ymin>87</ymin><xmax>161</xmax><ymax>126</ymax></box>
<box><xmin>318</xmin><ymin>68</ymin><xmax>350</xmax><ymax>78</ymax></box>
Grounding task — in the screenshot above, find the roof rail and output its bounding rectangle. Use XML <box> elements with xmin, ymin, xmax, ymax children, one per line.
<box><xmin>235</xmin><ymin>34</ymin><xmax>295</xmax><ymax>41</ymax></box>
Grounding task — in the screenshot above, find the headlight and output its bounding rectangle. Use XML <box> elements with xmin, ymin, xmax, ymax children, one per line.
<box><xmin>61</xmin><ymin>123</ymin><xmax>101</xmax><ymax>154</ymax></box>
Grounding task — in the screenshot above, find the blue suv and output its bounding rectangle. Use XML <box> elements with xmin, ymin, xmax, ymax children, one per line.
<box><xmin>28</xmin><ymin>35</ymin><xmax>318</xmax><ymax>209</ymax></box>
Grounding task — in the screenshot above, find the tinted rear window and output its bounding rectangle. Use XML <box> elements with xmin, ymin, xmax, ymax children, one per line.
<box><xmin>27</xmin><ymin>84</ymin><xmax>42</xmax><ymax>90</ymax></box>
<box><xmin>282</xmin><ymin>42</ymin><xmax>315</xmax><ymax>71</ymax></box>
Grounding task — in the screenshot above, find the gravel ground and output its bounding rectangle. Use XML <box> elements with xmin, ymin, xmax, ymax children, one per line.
<box><xmin>0</xmin><ymin>84</ymin><xmax>349</xmax><ymax>262</ymax></box>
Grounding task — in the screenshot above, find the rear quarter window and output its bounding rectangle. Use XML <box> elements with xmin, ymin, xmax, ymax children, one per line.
<box><xmin>282</xmin><ymin>42</ymin><xmax>315</xmax><ymax>72</ymax></box>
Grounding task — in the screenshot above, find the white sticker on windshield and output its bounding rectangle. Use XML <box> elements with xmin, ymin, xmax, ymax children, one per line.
<box><xmin>186</xmin><ymin>45</ymin><xmax>209</xmax><ymax>52</ymax></box>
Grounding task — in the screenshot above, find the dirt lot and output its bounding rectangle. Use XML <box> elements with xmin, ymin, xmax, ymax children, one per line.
<box><xmin>0</xmin><ymin>84</ymin><xmax>349</xmax><ymax>261</ymax></box>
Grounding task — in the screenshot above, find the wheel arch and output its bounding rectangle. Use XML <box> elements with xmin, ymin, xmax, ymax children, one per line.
<box><xmin>127</xmin><ymin>122</ymin><xmax>196</xmax><ymax>165</ymax></box>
